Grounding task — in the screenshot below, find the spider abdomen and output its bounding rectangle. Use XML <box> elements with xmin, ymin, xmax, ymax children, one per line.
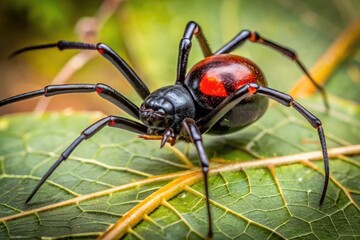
<box><xmin>184</xmin><ymin>54</ymin><xmax>269</xmax><ymax>134</ymax></box>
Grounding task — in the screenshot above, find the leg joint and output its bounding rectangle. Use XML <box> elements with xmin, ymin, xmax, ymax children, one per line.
<box><xmin>247</xmin><ymin>83</ymin><xmax>260</xmax><ymax>94</ymax></box>
<box><xmin>96</xmin><ymin>43</ymin><xmax>107</xmax><ymax>54</ymax></box>
<box><xmin>184</xmin><ymin>21</ymin><xmax>199</xmax><ymax>39</ymax></box>
<box><xmin>292</xmin><ymin>101</ymin><xmax>322</xmax><ymax>128</ymax></box>
<box><xmin>249</xmin><ymin>32</ymin><xmax>261</xmax><ymax>42</ymax></box>
<box><xmin>179</xmin><ymin>38</ymin><xmax>192</xmax><ymax>51</ymax></box>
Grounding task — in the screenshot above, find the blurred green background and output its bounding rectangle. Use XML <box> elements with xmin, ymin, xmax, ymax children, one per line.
<box><xmin>0</xmin><ymin>0</ymin><xmax>359</xmax><ymax>115</ymax></box>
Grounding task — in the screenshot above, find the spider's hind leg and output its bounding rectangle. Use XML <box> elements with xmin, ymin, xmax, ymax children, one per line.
<box><xmin>215</xmin><ymin>30</ymin><xmax>329</xmax><ymax>110</ymax></box>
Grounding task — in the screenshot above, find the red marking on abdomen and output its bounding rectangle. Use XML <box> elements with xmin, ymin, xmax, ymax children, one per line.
<box><xmin>199</xmin><ymin>63</ymin><xmax>258</xmax><ymax>97</ymax></box>
<box><xmin>199</xmin><ymin>75</ymin><xmax>228</xmax><ymax>97</ymax></box>
<box><xmin>233</xmin><ymin>75</ymin><xmax>256</xmax><ymax>91</ymax></box>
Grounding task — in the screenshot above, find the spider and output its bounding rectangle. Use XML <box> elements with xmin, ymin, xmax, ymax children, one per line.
<box><xmin>1</xmin><ymin>21</ymin><xmax>329</xmax><ymax>238</ymax></box>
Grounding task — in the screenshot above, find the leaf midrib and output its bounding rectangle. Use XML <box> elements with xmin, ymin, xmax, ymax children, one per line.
<box><xmin>1</xmin><ymin>144</ymin><xmax>358</xmax><ymax>225</ymax></box>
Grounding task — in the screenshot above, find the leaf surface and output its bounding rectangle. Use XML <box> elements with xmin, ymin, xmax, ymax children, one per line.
<box><xmin>1</xmin><ymin>0</ymin><xmax>360</xmax><ymax>239</ymax></box>
<box><xmin>0</xmin><ymin>95</ymin><xmax>359</xmax><ymax>239</ymax></box>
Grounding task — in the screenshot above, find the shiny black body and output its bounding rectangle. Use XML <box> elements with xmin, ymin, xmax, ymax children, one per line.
<box><xmin>184</xmin><ymin>54</ymin><xmax>270</xmax><ymax>134</ymax></box>
<box><xmin>140</xmin><ymin>85</ymin><xmax>196</xmax><ymax>133</ymax></box>
<box><xmin>1</xmin><ymin>21</ymin><xmax>330</xmax><ymax>239</ymax></box>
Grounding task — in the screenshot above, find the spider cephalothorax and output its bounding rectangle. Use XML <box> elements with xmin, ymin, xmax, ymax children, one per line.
<box><xmin>140</xmin><ymin>85</ymin><xmax>196</xmax><ymax>133</ymax></box>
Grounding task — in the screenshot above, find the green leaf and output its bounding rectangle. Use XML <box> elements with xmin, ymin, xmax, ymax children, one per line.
<box><xmin>0</xmin><ymin>95</ymin><xmax>359</xmax><ymax>239</ymax></box>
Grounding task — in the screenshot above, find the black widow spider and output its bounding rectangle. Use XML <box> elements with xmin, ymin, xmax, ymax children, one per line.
<box><xmin>2</xmin><ymin>21</ymin><xmax>329</xmax><ymax>238</ymax></box>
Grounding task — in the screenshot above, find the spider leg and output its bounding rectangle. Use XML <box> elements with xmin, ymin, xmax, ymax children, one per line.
<box><xmin>9</xmin><ymin>41</ymin><xmax>150</xmax><ymax>99</ymax></box>
<box><xmin>25</xmin><ymin>116</ymin><xmax>148</xmax><ymax>204</ymax></box>
<box><xmin>197</xmin><ymin>83</ymin><xmax>329</xmax><ymax>205</ymax></box>
<box><xmin>215</xmin><ymin>31</ymin><xmax>329</xmax><ymax>110</ymax></box>
<box><xmin>181</xmin><ymin>118</ymin><xmax>213</xmax><ymax>239</ymax></box>
<box><xmin>0</xmin><ymin>83</ymin><xmax>139</xmax><ymax>119</ymax></box>
<box><xmin>176</xmin><ymin>21</ymin><xmax>212</xmax><ymax>84</ymax></box>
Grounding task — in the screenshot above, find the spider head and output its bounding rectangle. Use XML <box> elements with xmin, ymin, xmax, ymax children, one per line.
<box><xmin>139</xmin><ymin>85</ymin><xmax>196</xmax><ymax>133</ymax></box>
<box><xmin>140</xmin><ymin>96</ymin><xmax>174</xmax><ymax>130</ymax></box>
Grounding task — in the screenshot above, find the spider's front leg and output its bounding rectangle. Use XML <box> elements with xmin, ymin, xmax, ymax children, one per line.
<box><xmin>25</xmin><ymin>116</ymin><xmax>148</xmax><ymax>204</ymax></box>
<box><xmin>176</xmin><ymin>21</ymin><xmax>213</xmax><ymax>84</ymax></box>
<box><xmin>9</xmin><ymin>41</ymin><xmax>150</xmax><ymax>99</ymax></box>
<box><xmin>181</xmin><ymin>118</ymin><xmax>213</xmax><ymax>239</ymax></box>
<box><xmin>0</xmin><ymin>84</ymin><xmax>140</xmax><ymax>119</ymax></box>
